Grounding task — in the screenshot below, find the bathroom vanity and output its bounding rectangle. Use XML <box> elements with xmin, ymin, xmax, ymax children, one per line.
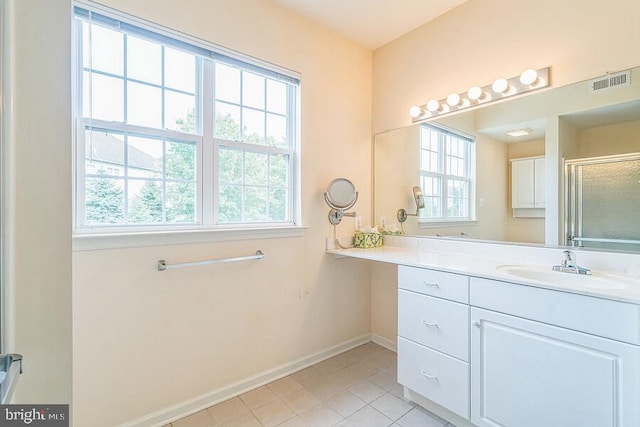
<box><xmin>328</xmin><ymin>237</ymin><xmax>640</xmax><ymax>427</ymax></box>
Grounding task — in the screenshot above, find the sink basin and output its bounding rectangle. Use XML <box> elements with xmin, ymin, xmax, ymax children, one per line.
<box><xmin>496</xmin><ymin>265</ymin><xmax>634</xmax><ymax>290</ymax></box>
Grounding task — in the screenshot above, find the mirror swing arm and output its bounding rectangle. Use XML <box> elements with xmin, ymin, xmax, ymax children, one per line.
<box><xmin>325</xmin><ymin>192</ymin><xmax>358</xmax><ymax>226</ymax></box>
<box><xmin>397</xmin><ymin>186</ymin><xmax>425</xmax><ymax>232</ymax></box>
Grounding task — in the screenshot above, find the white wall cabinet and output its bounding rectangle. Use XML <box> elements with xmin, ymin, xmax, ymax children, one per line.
<box><xmin>511</xmin><ymin>156</ymin><xmax>545</xmax><ymax>216</ymax></box>
<box><xmin>397</xmin><ymin>266</ymin><xmax>640</xmax><ymax>427</ymax></box>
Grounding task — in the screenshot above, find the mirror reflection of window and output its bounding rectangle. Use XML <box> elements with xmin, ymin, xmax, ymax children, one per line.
<box><xmin>419</xmin><ymin>124</ymin><xmax>475</xmax><ymax>222</ymax></box>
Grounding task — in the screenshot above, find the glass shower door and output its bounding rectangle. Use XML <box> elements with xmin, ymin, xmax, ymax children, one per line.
<box><xmin>566</xmin><ymin>154</ymin><xmax>640</xmax><ymax>252</ymax></box>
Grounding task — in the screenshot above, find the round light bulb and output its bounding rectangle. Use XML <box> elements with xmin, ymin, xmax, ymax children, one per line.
<box><xmin>492</xmin><ymin>78</ymin><xmax>509</xmax><ymax>94</ymax></box>
<box><xmin>467</xmin><ymin>86</ymin><xmax>483</xmax><ymax>101</ymax></box>
<box><xmin>409</xmin><ymin>105</ymin><xmax>422</xmax><ymax>118</ymax></box>
<box><xmin>446</xmin><ymin>93</ymin><xmax>461</xmax><ymax>107</ymax></box>
<box><xmin>426</xmin><ymin>99</ymin><xmax>440</xmax><ymax>112</ymax></box>
<box><xmin>520</xmin><ymin>68</ymin><xmax>538</xmax><ymax>86</ymax></box>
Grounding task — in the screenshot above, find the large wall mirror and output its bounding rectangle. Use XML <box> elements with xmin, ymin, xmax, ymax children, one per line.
<box><xmin>374</xmin><ymin>66</ymin><xmax>640</xmax><ymax>253</ymax></box>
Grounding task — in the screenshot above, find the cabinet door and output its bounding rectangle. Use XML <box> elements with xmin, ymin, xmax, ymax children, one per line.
<box><xmin>511</xmin><ymin>159</ymin><xmax>535</xmax><ymax>208</ymax></box>
<box><xmin>534</xmin><ymin>157</ymin><xmax>545</xmax><ymax>208</ymax></box>
<box><xmin>471</xmin><ymin>308</ymin><xmax>640</xmax><ymax>427</ymax></box>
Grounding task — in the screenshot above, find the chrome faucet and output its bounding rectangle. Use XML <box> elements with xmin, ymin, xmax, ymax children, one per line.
<box><xmin>552</xmin><ymin>250</ymin><xmax>592</xmax><ymax>275</ymax></box>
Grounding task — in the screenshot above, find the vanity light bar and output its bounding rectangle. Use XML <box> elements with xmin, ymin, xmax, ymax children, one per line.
<box><xmin>409</xmin><ymin>67</ymin><xmax>550</xmax><ymax>122</ymax></box>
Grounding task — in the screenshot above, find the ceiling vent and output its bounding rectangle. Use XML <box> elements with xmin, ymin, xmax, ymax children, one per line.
<box><xmin>589</xmin><ymin>70</ymin><xmax>631</xmax><ymax>93</ymax></box>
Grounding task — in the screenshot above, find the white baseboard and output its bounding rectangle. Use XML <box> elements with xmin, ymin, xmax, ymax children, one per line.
<box><xmin>371</xmin><ymin>333</ymin><xmax>397</xmax><ymax>353</ymax></box>
<box><xmin>121</xmin><ymin>333</ymin><xmax>372</xmax><ymax>427</ymax></box>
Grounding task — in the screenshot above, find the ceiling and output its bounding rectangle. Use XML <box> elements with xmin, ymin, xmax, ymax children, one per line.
<box><xmin>271</xmin><ymin>0</ymin><xmax>469</xmax><ymax>49</ymax></box>
<box><xmin>477</xmin><ymin>99</ymin><xmax>640</xmax><ymax>144</ymax></box>
<box><xmin>479</xmin><ymin>118</ymin><xmax>548</xmax><ymax>144</ymax></box>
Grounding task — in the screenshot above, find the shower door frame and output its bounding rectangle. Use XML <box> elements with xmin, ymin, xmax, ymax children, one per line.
<box><xmin>564</xmin><ymin>152</ymin><xmax>640</xmax><ymax>248</ymax></box>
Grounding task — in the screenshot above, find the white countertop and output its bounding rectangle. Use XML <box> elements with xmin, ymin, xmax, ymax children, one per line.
<box><xmin>327</xmin><ymin>242</ymin><xmax>640</xmax><ymax>305</ymax></box>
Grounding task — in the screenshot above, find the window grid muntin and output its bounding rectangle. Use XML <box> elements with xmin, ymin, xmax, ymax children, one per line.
<box><xmin>82</xmin><ymin>125</ymin><xmax>198</xmax><ymax>227</ymax></box>
<box><xmin>212</xmin><ymin>63</ymin><xmax>296</xmax><ymax>225</ymax></box>
<box><xmin>446</xmin><ymin>178</ymin><xmax>469</xmax><ymax>218</ymax></box>
<box><xmin>214</xmin><ymin>139</ymin><xmax>294</xmax><ymax>225</ymax></box>
<box><xmin>74</xmin><ymin>7</ymin><xmax>299</xmax><ymax>232</ymax></box>
<box><xmin>81</xmin><ymin>21</ymin><xmax>200</xmax><ymax>133</ymax></box>
<box><xmin>217</xmin><ymin>149</ymin><xmax>286</xmax><ymax>223</ymax></box>
<box><xmin>213</xmin><ymin>65</ymin><xmax>290</xmax><ymax>147</ymax></box>
<box><xmin>419</xmin><ymin>124</ymin><xmax>473</xmax><ymax>221</ymax></box>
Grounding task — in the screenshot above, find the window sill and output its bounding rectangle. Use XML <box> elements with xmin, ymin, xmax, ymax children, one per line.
<box><xmin>73</xmin><ymin>225</ymin><xmax>308</xmax><ymax>251</ymax></box>
<box><xmin>418</xmin><ymin>220</ymin><xmax>478</xmax><ymax>229</ymax></box>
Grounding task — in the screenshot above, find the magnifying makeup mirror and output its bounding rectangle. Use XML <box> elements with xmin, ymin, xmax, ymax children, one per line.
<box><xmin>324</xmin><ymin>178</ymin><xmax>358</xmax><ymax>225</ymax></box>
<box><xmin>397</xmin><ymin>186</ymin><xmax>425</xmax><ymax>223</ymax></box>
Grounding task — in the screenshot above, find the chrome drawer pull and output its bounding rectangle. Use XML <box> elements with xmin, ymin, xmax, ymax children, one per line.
<box><xmin>473</xmin><ymin>321</ymin><xmax>481</xmax><ymax>328</ymax></box>
<box><xmin>420</xmin><ymin>371</ymin><xmax>439</xmax><ymax>382</ymax></box>
<box><xmin>422</xmin><ymin>281</ymin><xmax>440</xmax><ymax>288</ymax></box>
<box><xmin>421</xmin><ymin>320</ymin><xmax>439</xmax><ymax>328</ymax></box>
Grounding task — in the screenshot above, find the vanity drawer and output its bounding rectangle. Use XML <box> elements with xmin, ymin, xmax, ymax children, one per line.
<box><xmin>399</xmin><ymin>265</ymin><xmax>469</xmax><ymax>303</ymax></box>
<box><xmin>398</xmin><ymin>337</ymin><xmax>470</xmax><ymax>419</ymax></box>
<box><xmin>398</xmin><ymin>289</ymin><xmax>469</xmax><ymax>361</ymax></box>
<box><xmin>470</xmin><ymin>277</ymin><xmax>640</xmax><ymax>345</ymax></box>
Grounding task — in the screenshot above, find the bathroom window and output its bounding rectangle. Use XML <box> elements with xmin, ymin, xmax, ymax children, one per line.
<box><xmin>419</xmin><ymin>124</ymin><xmax>475</xmax><ymax>222</ymax></box>
<box><xmin>73</xmin><ymin>5</ymin><xmax>299</xmax><ymax>233</ymax></box>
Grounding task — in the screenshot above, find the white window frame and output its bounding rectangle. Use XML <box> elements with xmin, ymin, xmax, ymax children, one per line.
<box><xmin>72</xmin><ymin>2</ymin><xmax>302</xmax><ymax>244</ymax></box>
<box><xmin>75</xmin><ymin>120</ymin><xmax>203</xmax><ymax>230</ymax></box>
<box><xmin>418</xmin><ymin>123</ymin><xmax>476</xmax><ymax>225</ymax></box>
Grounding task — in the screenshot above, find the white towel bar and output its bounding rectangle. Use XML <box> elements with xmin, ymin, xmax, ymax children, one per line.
<box><xmin>157</xmin><ymin>250</ymin><xmax>265</xmax><ymax>272</ymax></box>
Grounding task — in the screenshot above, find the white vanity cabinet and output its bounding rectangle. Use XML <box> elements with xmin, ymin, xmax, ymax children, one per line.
<box><xmin>397</xmin><ymin>266</ymin><xmax>471</xmax><ymax>419</ymax></box>
<box><xmin>470</xmin><ymin>277</ymin><xmax>640</xmax><ymax>427</ymax></box>
<box><xmin>397</xmin><ymin>266</ymin><xmax>640</xmax><ymax>427</ymax></box>
<box><xmin>511</xmin><ymin>156</ymin><xmax>545</xmax><ymax>216</ymax></box>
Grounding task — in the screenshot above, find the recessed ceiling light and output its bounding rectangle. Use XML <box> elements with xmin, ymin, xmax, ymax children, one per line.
<box><xmin>506</xmin><ymin>127</ymin><xmax>534</xmax><ymax>137</ymax></box>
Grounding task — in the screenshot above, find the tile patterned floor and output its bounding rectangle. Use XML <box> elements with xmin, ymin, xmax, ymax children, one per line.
<box><xmin>166</xmin><ymin>342</ymin><xmax>457</xmax><ymax>427</ymax></box>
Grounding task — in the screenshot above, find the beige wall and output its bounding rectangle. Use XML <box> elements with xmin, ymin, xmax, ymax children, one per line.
<box><xmin>370</xmin><ymin>0</ymin><xmax>640</xmax><ymax>344</ymax></box>
<box><xmin>508</xmin><ymin>140</ymin><xmax>545</xmax><ymax>161</ymax></box>
<box><xmin>473</xmin><ymin>134</ymin><xmax>509</xmax><ymax>241</ymax></box>
<box><xmin>370</xmin><ymin>262</ymin><xmax>397</xmax><ymax>347</ymax></box>
<box><xmin>373</xmin><ymin>0</ymin><xmax>640</xmax><ymax>133</ymax></box>
<box><xmin>6</xmin><ymin>0</ymin><xmax>73</xmax><ymax>404</ymax></box>
<box><xmin>373</xmin><ymin>125</ymin><xmax>420</xmax><ymax>231</ymax></box>
<box><xmin>576</xmin><ymin>119</ymin><xmax>640</xmax><ymax>158</ymax></box>
<box><xmin>72</xmin><ymin>0</ymin><xmax>372</xmax><ymax>425</ymax></box>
